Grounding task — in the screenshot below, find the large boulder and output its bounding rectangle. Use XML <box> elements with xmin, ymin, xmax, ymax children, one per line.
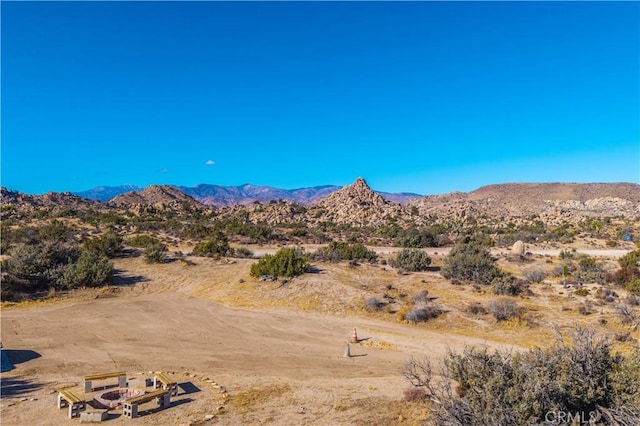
<box><xmin>512</xmin><ymin>240</ymin><xmax>526</xmax><ymax>256</ymax></box>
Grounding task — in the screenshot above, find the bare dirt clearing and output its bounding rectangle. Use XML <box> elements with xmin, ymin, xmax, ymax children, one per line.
<box><xmin>1</xmin><ymin>279</ymin><xmax>509</xmax><ymax>425</ymax></box>
<box><xmin>1</xmin><ymin>245</ymin><xmax>636</xmax><ymax>425</ymax></box>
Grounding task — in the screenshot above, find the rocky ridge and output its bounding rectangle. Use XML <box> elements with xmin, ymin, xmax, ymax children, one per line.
<box><xmin>1</xmin><ymin>187</ymin><xmax>98</xmax><ymax>213</ymax></box>
<box><xmin>409</xmin><ymin>182</ymin><xmax>640</xmax><ymax>227</ymax></box>
<box><xmin>107</xmin><ymin>185</ymin><xmax>204</xmax><ymax>214</ymax></box>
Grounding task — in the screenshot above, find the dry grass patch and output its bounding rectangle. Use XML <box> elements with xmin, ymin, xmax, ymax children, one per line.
<box><xmin>228</xmin><ymin>383</ymin><xmax>292</xmax><ymax>414</ymax></box>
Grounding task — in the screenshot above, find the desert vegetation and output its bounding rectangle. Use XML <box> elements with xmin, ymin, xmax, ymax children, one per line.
<box><xmin>402</xmin><ymin>327</ymin><xmax>640</xmax><ymax>425</ymax></box>
<box><xmin>1</xmin><ymin>180</ymin><xmax>639</xmax><ymax>424</ymax></box>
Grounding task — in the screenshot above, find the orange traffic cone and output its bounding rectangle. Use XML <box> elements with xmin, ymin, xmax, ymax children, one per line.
<box><xmin>350</xmin><ymin>328</ymin><xmax>358</xmax><ymax>343</ymax></box>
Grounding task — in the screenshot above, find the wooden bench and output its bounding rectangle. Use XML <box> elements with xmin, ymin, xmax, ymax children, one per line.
<box><xmin>84</xmin><ymin>371</ymin><xmax>126</xmax><ymax>392</ymax></box>
<box><xmin>153</xmin><ymin>372</ymin><xmax>178</xmax><ymax>396</ymax></box>
<box><xmin>57</xmin><ymin>388</ymin><xmax>86</xmax><ymax>419</ymax></box>
<box><xmin>122</xmin><ymin>389</ymin><xmax>170</xmax><ymax>419</ymax></box>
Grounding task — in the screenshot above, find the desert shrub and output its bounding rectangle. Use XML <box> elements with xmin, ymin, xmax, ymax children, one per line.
<box><xmin>576</xmin><ymin>255</ymin><xmax>606</xmax><ymax>284</ymax></box>
<box><xmin>404</xmin><ymin>305</ymin><xmax>443</xmax><ymax>323</ymax></box>
<box><xmin>83</xmin><ymin>233</ymin><xmax>123</xmax><ymax>258</ymax></box>
<box><xmin>394</xmin><ymin>228</ymin><xmax>439</xmax><ymax>248</ymax></box>
<box><xmin>192</xmin><ymin>231</ymin><xmax>230</xmax><ymax>257</ymax></box>
<box><xmin>466</xmin><ymin>303</ymin><xmax>487</xmax><ymax>315</ymax></box>
<box><xmin>611</xmin><ymin>346</ymin><xmax>640</xmax><ymax>409</ymax></box>
<box><xmin>618</xmin><ymin>249</ymin><xmax>640</xmax><ymax>268</ymax></box>
<box><xmin>390</xmin><ymin>249</ymin><xmax>432</xmax><ymax>272</ymax></box>
<box><xmin>559</xmin><ymin>248</ymin><xmax>576</xmax><ymax>259</ymax></box>
<box><xmin>231</xmin><ymin>247</ymin><xmax>254</xmax><ymax>259</ymax></box>
<box><xmin>491</xmin><ymin>275</ymin><xmax>528</xmax><ymax>296</ymax></box>
<box><xmin>36</xmin><ymin>219</ymin><xmax>77</xmax><ymax>244</ymax></box>
<box><xmin>615</xmin><ymin>303</ymin><xmax>637</xmax><ymax>325</ymax></box>
<box><xmin>214</xmin><ymin>218</ymin><xmax>274</xmax><ymax>242</ymax></box>
<box><xmin>182</xmin><ymin>222</ymin><xmax>214</xmax><ymax>240</ymax></box>
<box><xmin>403</xmin><ymin>387</ymin><xmax>429</xmax><ymax>402</ymax></box>
<box><xmin>2</xmin><ymin>242</ymin><xmax>80</xmax><ymax>294</ymax></box>
<box><xmin>413</xmin><ymin>290</ymin><xmax>429</xmax><ymax>304</ymax></box>
<box><xmin>625</xmin><ymin>278</ymin><xmax>640</xmax><ymax>295</ymax></box>
<box><xmin>441</xmin><ymin>242</ymin><xmax>502</xmax><ymax>285</ymax></box>
<box><xmin>250</xmin><ymin>247</ymin><xmax>309</xmax><ymax>279</ymax></box>
<box><xmin>143</xmin><ymin>242</ymin><xmax>168</xmax><ymax>264</ymax></box>
<box><xmin>364</xmin><ymin>296</ymin><xmax>385</xmax><ymax>311</ymax></box>
<box><xmin>402</xmin><ymin>327</ymin><xmax>640</xmax><ymax>426</ymax></box>
<box><xmin>310</xmin><ymin>241</ymin><xmax>377</xmax><ymax>262</ymax></box>
<box><xmin>625</xmin><ymin>294</ymin><xmax>640</xmax><ymax>306</ymax></box>
<box><xmin>595</xmin><ymin>286</ymin><xmax>617</xmax><ymax>300</ymax></box>
<box><xmin>487</xmin><ymin>298</ymin><xmax>521</xmax><ymax>322</ymax></box>
<box><xmin>607</xmin><ymin>266</ymin><xmax>640</xmax><ymax>286</ymax></box>
<box><xmin>524</xmin><ymin>268</ymin><xmax>547</xmax><ymax>283</ymax></box>
<box><xmin>574</xmin><ymin>287</ymin><xmax>590</xmax><ymax>297</ymax></box>
<box><xmin>62</xmin><ymin>249</ymin><xmax>113</xmax><ymax>289</ymax></box>
<box><xmin>127</xmin><ymin>234</ymin><xmax>161</xmax><ymax>248</ymax></box>
<box><xmin>577</xmin><ymin>301</ymin><xmax>593</xmax><ymax>315</ymax></box>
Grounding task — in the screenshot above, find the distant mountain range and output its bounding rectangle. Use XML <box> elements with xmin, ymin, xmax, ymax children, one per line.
<box><xmin>3</xmin><ymin>180</ymin><xmax>638</xmax><ymax>229</ymax></box>
<box><xmin>74</xmin><ymin>183</ymin><xmax>422</xmax><ymax>206</ymax></box>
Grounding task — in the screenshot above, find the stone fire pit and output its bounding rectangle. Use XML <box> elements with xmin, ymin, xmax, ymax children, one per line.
<box><xmin>95</xmin><ymin>388</ymin><xmax>144</xmax><ymax>409</ymax></box>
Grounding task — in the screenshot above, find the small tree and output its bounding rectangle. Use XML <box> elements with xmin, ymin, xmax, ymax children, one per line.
<box><xmin>441</xmin><ymin>242</ymin><xmax>502</xmax><ymax>285</ymax></box>
<box><xmin>250</xmin><ymin>247</ymin><xmax>309</xmax><ymax>279</ymax></box>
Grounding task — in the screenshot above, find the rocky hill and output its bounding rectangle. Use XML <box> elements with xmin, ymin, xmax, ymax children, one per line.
<box><xmin>307</xmin><ymin>178</ymin><xmax>407</xmax><ymax>227</ymax></box>
<box><xmin>107</xmin><ymin>185</ymin><xmax>204</xmax><ymax>214</ymax></box>
<box><xmin>1</xmin><ymin>187</ymin><xmax>99</xmax><ymax>214</ymax></box>
<box><xmin>410</xmin><ymin>182</ymin><xmax>640</xmax><ymax>226</ymax></box>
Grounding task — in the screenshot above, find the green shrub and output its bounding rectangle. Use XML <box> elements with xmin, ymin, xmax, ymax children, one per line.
<box><xmin>393</xmin><ymin>228</ymin><xmax>439</xmax><ymax>248</ymax></box>
<box><xmin>618</xmin><ymin>250</ymin><xmax>640</xmax><ymax>268</ymax></box>
<box><xmin>310</xmin><ymin>241</ymin><xmax>377</xmax><ymax>262</ymax></box>
<box><xmin>389</xmin><ymin>249</ymin><xmax>432</xmax><ymax>272</ymax></box>
<box><xmin>231</xmin><ymin>247</ymin><xmax>254</xmax><ymax>259</ymax></box>
<box><xmin>127</xmin><ymin>234</ymin><xmax>161</xmax><ymax>248</ymax></box>
<box><xmin>63</xmin><ymin>249</ymin><xmax>113</xmax><ymax>289</ymax></box>
<box><xmin>625</xmin><ymin>278</ymin><xmax>640</xmax><ymax>295</ymax></box>
<box><xmin>574</xmin><ymin>287</ymin><xmax>591</xmax><ymax>297</ymax></box>
<box><xmin>192</xmin><ymin>232</ymin><xmax>231</xmax><ymax>258</ymax></box>
<box><xmin>250</xmin><ymin>247</ymin><xmax>309</xmax><ymax>279</ymax></box>
<box><xmin>83</xmin><ymin>233</ymin><xmax>123</xmax><ymax>258</ymax></box>
<box><xmin>2</xmin><ymin>242</ymin><xmax>80</xmax><ymax>293</ymax></box>
<box><xmin>143</xmin><ymin>242</ymin><xmax>168</xmax><ymax>264</ymax></box>
<box><xmin>441</xmin><ymin>242</ymin><xmax>502</xmax><ymax>285</ymax></box>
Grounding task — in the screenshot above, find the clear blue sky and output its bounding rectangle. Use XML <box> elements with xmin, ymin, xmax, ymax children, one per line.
<box><xmin>2</xmin><ymin>1</ymin><xmax>639</xmax><ymax>195</ymax></box>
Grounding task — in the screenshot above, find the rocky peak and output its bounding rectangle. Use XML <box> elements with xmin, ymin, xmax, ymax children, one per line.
<box><xmin>308</xmin><ymin>178</ymin><xmax>403</xmax><ymax>226</ymax></box>
<box><xmin>319</xmin><ymin>177</ymin><xmax>386</xmax><ymax>208</ymax></box>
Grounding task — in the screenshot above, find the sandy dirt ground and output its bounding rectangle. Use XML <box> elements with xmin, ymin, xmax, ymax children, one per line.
<box><xmin>0</xmin><ymin>289</ymin><xmax>512</xmax><ymax>425</ymax></box>
<box><xmin>0</xmin><ymin>245</ymin><xmax>634</xmax><ymax>425</ymax></box>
